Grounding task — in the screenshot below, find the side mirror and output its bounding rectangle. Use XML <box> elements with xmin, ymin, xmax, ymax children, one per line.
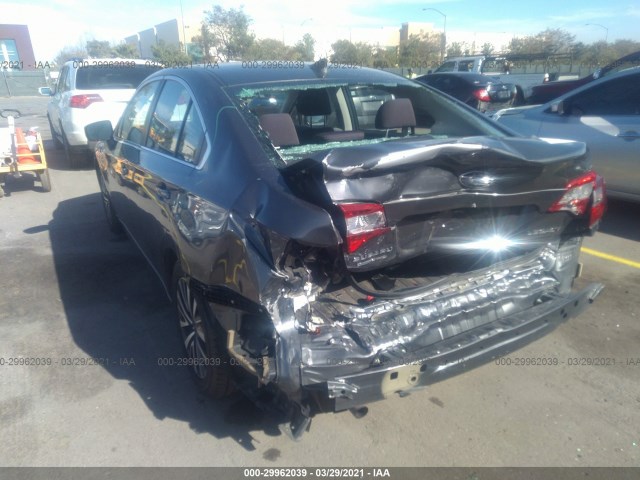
<box><xmin>85</xmin><ymin>120</ymin><xmax>114</xmax><ymax>141</ymax></box>
<box><xmin>38</xmin><ymin>86</ymin><xmax>52</xmax><ymax>96</ymax></box>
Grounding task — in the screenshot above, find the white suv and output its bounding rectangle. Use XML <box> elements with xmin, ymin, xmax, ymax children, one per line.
<box><xmin>47</xmin><ymin>59</ymin><xmax>161</xmax><ymax>168</ymax></box>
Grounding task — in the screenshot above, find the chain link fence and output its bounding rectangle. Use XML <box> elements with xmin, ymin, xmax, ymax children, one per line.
<box><xmin>0</xmin><ymin>70</ymin><xmax>50</xmax><ymax>97</ymax></box>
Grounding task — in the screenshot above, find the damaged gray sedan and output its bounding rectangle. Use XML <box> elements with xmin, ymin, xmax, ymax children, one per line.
<box><xmin>86</xmin><ymin>60</ymin><xmax>606</xmax><ymax>439</ymax></box>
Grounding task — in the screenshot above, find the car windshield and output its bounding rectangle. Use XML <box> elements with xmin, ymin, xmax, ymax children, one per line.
<box><xmin>75</xmin><ymin>65</ymin><xmax>162</xmax><ymax>90</ymax></box>
<box><xmin>227</xmin><ymin>80</ymin><xmax>509</xmax><ymax>167</ymax></box>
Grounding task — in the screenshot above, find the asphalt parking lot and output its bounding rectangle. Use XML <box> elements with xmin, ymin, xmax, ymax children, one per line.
<box><xmin>1</xmin><ymin>96</ymin><xmax>639</xmax><ymax>467</ymax></box>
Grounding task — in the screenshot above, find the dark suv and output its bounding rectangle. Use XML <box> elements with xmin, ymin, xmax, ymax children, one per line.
<box><xmin>86</xmin><ymin>61</ymin><xmax>604</xmax><ymax>438</ymax></box>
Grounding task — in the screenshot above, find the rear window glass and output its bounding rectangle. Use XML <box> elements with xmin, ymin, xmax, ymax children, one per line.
<box><xmin>75</xmin><ymin>66</ymin><xmax>161</xmax><ymax>90</ymax></box>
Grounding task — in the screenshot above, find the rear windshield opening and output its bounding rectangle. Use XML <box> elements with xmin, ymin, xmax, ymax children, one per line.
<box><xmin>228</xmin><ymin>81</ymin><xmax>509</xmax><ymax>166</ymax></box>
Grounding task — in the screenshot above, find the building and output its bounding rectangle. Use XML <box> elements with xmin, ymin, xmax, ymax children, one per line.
<box><xmin>0</xmin><ymin>24</ymin><xmax>37</xmax><ymax>70</ymax></box>
<box><xmin>399</xmin><ymin>22</ymin><xmax>436</xmax><ymax>42</ymax></box>
<box><xmin>125</xmin><ymin>19</ymin><xmax>199</xmax><ymax>59</ymax></box>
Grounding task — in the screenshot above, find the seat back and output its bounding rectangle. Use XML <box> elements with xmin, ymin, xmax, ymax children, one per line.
<box><xmin>259</xmin><ymin>114</ymin><xmax>300</xmax><ymax>147</ymax></box>
<box><xmin>296</xmin><ymin>89</ymin><xmax>333</xmax><ymax>116</ymax></box>
<box><xmin>375</xmin><ymin>98</ymin><xmax>416</xmax><ymax>136</ymax></box>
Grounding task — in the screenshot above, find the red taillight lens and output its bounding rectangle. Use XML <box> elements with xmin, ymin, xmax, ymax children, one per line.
<box><xmin>589</xmin><ymin>173</ymin><xmax>606</xmax><ymax>227</ymax></box>
<box><xmin>338</xmin><ymin>203</ymin><xmax>390</xmax><ymax>254</ymax></box>
<box><xmin>69</xmin><ymin>94</ymin><xmax>103</xmax><ymax>108</ymax></box>
<box><xmin>473</xmin><ymin>88</ymin><xmax>491</xmax><ymax>102</ymax></box>
<box><xmin>548</xmin><ymin>171</ymin><xmax>606</xmax><ymax>227</ymax></box>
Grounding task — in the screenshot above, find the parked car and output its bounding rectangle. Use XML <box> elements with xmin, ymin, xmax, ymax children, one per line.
<box><xmin>493</xmin><ymin>67</ymin><xmax>640</xmax><ymax>203</ymax></box>
<box><xmin>46</xmin><ymin>59</ymin><xmax>161</xmax><ymax>168</ymax></box>
<box><xmin>528</xmin><ymin>50</ymin><xmax>640</xmax><ymax>105</ymax></box>
<box><xmin>414</xmin><ymin>72</ymin><xmax>517</xmax><ymax>113</ymax></box>
<box><xmin>433</xmin><ymin>55</ymin><xmax>505</xmax><ymax>74</ymax></box>
<box><xmin>86</xmin><ymin>61</ymin><xmax>604</xmax><ymax>438</ymax></box>
<box><xmin>432</xmin><ymin>55</ymin><xmax>529</xmax><ymax>104</ymax></box>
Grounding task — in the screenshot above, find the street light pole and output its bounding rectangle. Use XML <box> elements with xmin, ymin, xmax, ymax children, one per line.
<box><xmin>179</xmin><ymin>0</ymin><xmax>187</xmax><ymax>54</ymax></box>
<box><xmin>585</xmin><ymin>23</ymin><xmax>608</xmax><ymax>43</ymax></box>
<box><xmin>423</xmin><ymin>7</ymin><xmax>447</xmax><ymax>61</ymax></box>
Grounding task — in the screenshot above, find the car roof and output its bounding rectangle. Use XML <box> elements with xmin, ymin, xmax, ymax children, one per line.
<box><xmin>424</xmin><ymin>72</ymin><xmax>490</xmax><ymax>81</ymax></box>
<box><xmin>415</xmin><ymin>72</ymin><xmax>496</xmax><ymax>86</ymax></box>
<box><xmin>601</xmin><ymin>49</ymin><xmax>640</xmax><ymax>74</ymax></box>
<box><xmin>148</xmin><ymin>61</ymin><xmax>414</xmax><ymax>88</ymax></box>
<box><xmin>549</xmin><ymin>65</ymin><xmax>640</xmax><ymax>105</ymax></box>
<box><xmin>64</xmin><ymin>58</ymin><xmax>152</xmax><ymax>67</ymax></box>
<box><xmin>444</xmin><ymin>56</ymin><xmax>484</xmax><ymax>61</ymax></box>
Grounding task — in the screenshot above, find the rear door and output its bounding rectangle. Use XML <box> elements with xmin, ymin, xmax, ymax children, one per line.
<box><xmin>133</xmin><ymin>79</ymin><xmax>208</xmax><ymax>275</ymax></box>
<box><xmin>48</xmin><ymin>65</ymin><xmax>71</xmax><ymax>135</ymax></box>
<box><xmin>537</xmin><ymin>71</ymin><xmax>640</xmax><ymax>197</ymax></box>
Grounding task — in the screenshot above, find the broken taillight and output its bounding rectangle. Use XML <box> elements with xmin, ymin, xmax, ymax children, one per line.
<box><xmin>70</xmin><ymin>94</ymin><xmax>103</xmax><ymax>108</ymax></box>
<box><xmin>338</xmin><ymin>203</ymin><xmax>390</xmax><ymax>254</ymax></box>
<box><xmin>548</xmin><ymin>171</ymin><xmax>606</xmax><ymax>227</ymax></box>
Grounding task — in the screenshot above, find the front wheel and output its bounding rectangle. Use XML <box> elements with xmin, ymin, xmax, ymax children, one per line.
<box><xmin>513</xmin><ymin>86</ymin><xmax>526</xmax><ymax>106</ymax></box>
<box><xmin>60</xmin><ymin>122</ymin><xmax>87</xmax><ymax>169</ymax></box>
<box><xmin>48</xmin><ymin>115</ymin><xmax>63</xmax><ymax>150</ymax></box>
<box><xmin>96</xmin><ymin>168</ymin><xmax>123</xmax><ymax>234</ymax></box>
<box><xmin>173</xmin><ymin>264</ymin><xmax>234</xmax><ymax>399</ymax></box>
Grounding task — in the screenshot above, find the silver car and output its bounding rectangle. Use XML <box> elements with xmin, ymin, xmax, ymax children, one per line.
<box><xmin>493</xmin><ymin>67</ymin><xmax>640</xmax><ymax>202</ymax></box>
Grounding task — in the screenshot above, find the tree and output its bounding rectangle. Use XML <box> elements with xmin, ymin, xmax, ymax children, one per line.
<box><xmin>203</xmin><ymin>5</ymin><xmax>255</xmax><ymax>61</ymax></box>
<box><xmin>610</xmin><ymin>39</ymin><xmax>640</xmax><ymax>58</ymax></box>
<box><xmin>481</xmin><ymin>42</ymin><xmax>494</xmax><ymax>56</ymax></box>
<box><xmin>293</xmin><ymin>33</ymin><xmax>315</xmax><ymax>61</ymax></box>
<box><xmin>399</xmin><ymin>34</ymin><xmax>439</xmax><ymax>68</ymax></box>
<box><xmin>151</xmin><ymin>40</ymin><xmax>192</xmax><ymax>65</ymax></box>
<box><xmin>54</xmin><ymin>45</ymin><xmax>87</xmax><ymax>65</ymax></box>
<box><xmin>86</xmin><ymin>40</ymin><xmax>113</xmax><ymax>58</ymax></box>
<box><xmin>538</xmin><ymin>28</ymin><xmax>576</xmax><ymax>55</ymax></box>
<box><xmin>113</xmin><ymin>42</ymin><xmax>139</xmax><ymax>58</ymax></box>
<box><xmin>447</xmin><ymin>42</ymin><xmax>463</xmax><ymax>57</ymax></box>
<box><xmin>246</xmin><ymin>38</ymin><xmax>293</xmax><ymax>60</ymax></box>
<box><xmin>372</xmin><ymin>46</ymin><xmax>398</xmax><ymax>68</ymax></box>
<box><xmin>330</xmin><ymin>40</ymin><xmax>373</xmax><ymax>65</ymax></box>
<box><xmin>507</xmin><ymin>28</ymin><xmax>576</xmax><ymax>57</ymax></box>
<box><xmin>192</xmin><ymin>22</ymin><xmax>216</xmax><ymax>63</ymax></box>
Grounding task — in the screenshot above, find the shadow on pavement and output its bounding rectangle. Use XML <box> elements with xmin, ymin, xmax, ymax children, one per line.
<box><xmin>45</xmin><ymin>192</ymin><xmax>283</xmax><ymax>451</ymax></box>
<box><xmin>598</xmin><ymin>198</ymin><xmax>640</xmax><ymax>243</ymax></box>
<box><xmin>41</xmin><ymin>139</ymin><xmax>95</xmax><ymax>172</ymax></box>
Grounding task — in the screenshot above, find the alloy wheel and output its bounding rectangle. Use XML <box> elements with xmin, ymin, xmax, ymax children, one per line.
<box><xmin>176</xmin><ymin>277</ymin><xmax>208</xmax><ymax>379</ymax></box>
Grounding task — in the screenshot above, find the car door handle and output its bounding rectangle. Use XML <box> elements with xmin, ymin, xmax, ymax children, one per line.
<box><xmin>617</xmin><ymin>131</ymin><xmax>640</xmax><ymax>140</ymax></box>
<box><xmin>156</xmin><ymin>183</ymin><xmax>171</xmax><ymax>200</ymax></box>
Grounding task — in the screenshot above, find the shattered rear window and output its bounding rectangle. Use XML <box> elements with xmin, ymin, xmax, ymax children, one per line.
<box><xmin>226</xmin><ymin>79</ymin><xmax>509</xmax><ymax>167</ymax></box>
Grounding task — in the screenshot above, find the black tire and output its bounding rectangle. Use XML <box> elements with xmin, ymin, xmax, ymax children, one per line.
<box><xmin>513</xmin><ymin>86</ymin><xmax>526</xmax><ymax>106</ymax></box>
<box><xmin>96</xmin><ymin>168</ymin><xmax>124</xmax><ymax>234</ymax></box>
<box><xmin>38</xmin><ymin>169</ymin><xmax>52</xmax><ymax>192</ymax></box>
<box><xmin>172</xmin><ymin>263</ymin><xmax>234</xmax><ymax>399</ymax></box>
<box><xmin>48</xmin><ymin>115</ymin><xmax>63</xmax><ymax>150</ymax></box>
<box><xmin>60</xmin><ymin>122</ymin><xmax>87</xmax><ymax>169</ymax></box>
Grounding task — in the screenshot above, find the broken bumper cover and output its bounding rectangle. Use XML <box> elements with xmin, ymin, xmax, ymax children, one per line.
<box><xmin>320</xmin><ymin>281</ymin><xmax>602</xmax><ymax>411</ymax></box>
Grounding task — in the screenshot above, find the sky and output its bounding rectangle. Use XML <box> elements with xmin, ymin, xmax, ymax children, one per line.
<box><xmin>4</xmin><ymin>0</ymin><xmax>639</xmax><ymax>62</ymax></box>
